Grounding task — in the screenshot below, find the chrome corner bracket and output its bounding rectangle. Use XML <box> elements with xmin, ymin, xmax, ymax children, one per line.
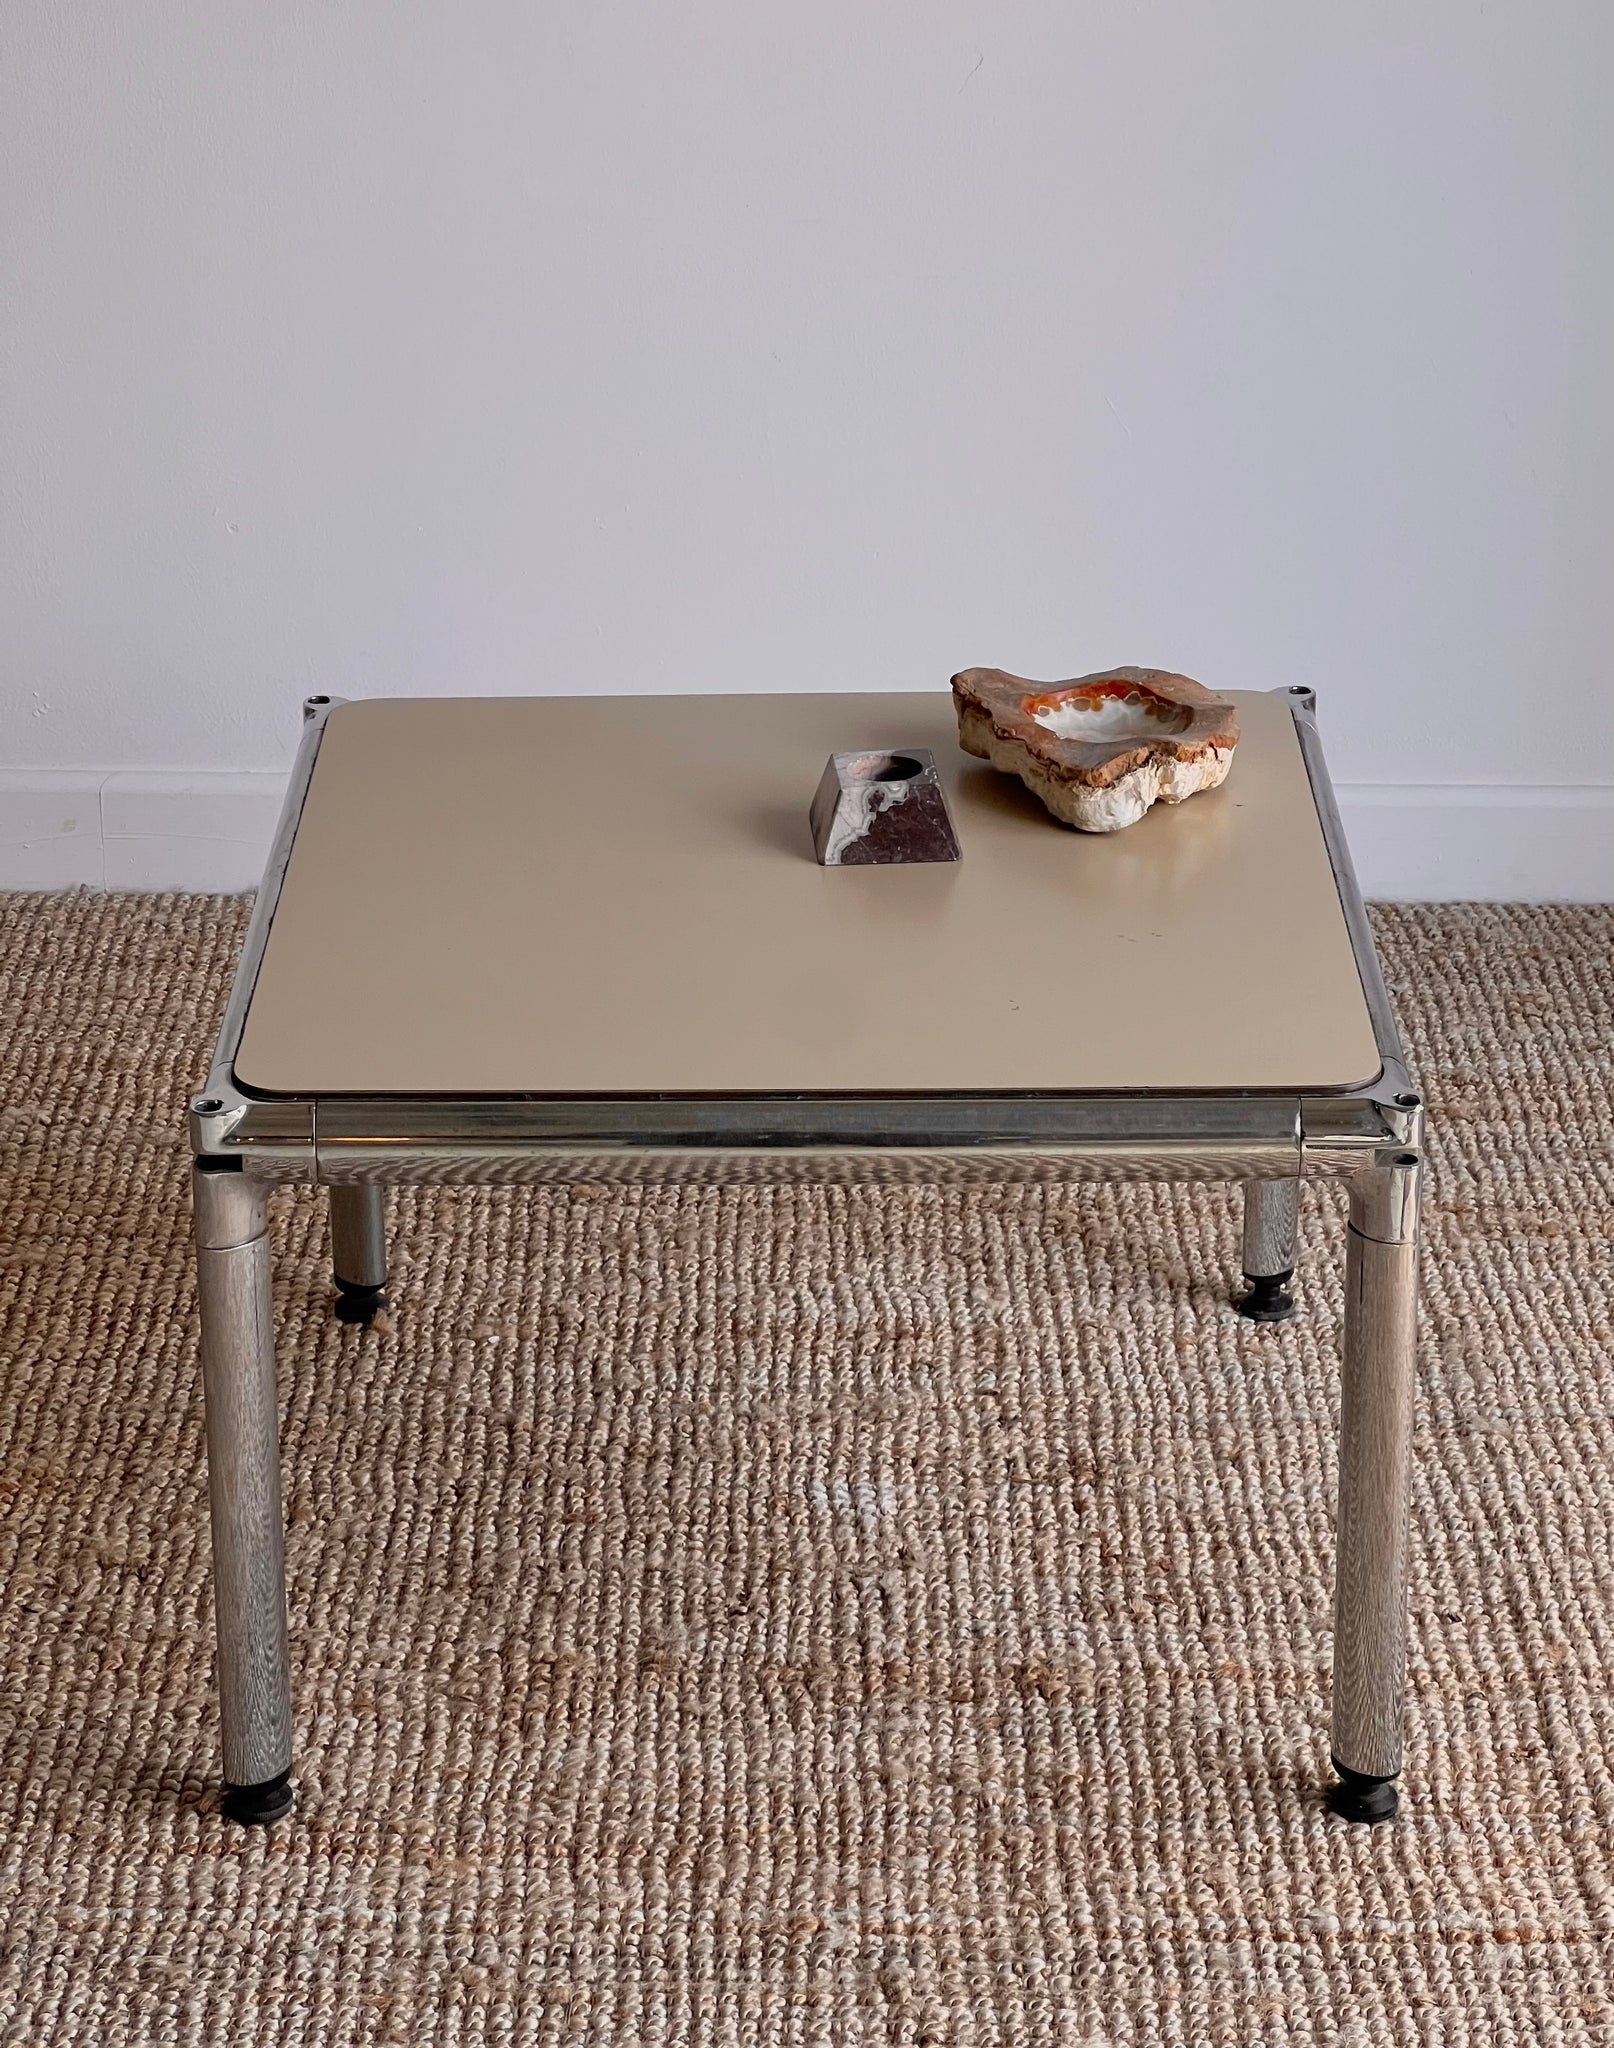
<box><xmin>188</xmin><ymin>1083</ymin><xmax>312</xmax><ymax>1180</ymax></box>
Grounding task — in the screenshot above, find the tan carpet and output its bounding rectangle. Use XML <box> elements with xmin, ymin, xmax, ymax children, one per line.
<box><xmin>1</xmin><ymin>895</ymin><xmax>1612</xmax><ymax>2046</ymax></box>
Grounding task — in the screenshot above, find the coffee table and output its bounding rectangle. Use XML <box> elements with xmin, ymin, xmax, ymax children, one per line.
<box><xmin>189</xmin><ymin>688</ymin><xmax>1421</xmax><ymax>1828</ymax></box>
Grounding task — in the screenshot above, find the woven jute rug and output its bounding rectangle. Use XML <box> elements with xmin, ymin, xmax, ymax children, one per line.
<box><xmin>1</xmin><ymin>895</ymin><xmax>1611</xmax><ymax>2046</ymax></box>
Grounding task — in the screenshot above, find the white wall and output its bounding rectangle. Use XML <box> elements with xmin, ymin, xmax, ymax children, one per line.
<box><xmin>4</xmin><ymin>1</ymin><xmax>1612</xmax><ymax>895</ymax></box>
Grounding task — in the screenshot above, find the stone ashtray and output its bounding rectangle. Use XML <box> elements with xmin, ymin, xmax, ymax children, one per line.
<box><xmin>952</xmin><ymin>665</ymin><xmax>1238</xmax><ymax>832</ymax></box>
<box><xmin>810</xmin><ymin>748</ymin><xmax>961</xmax><ymax>866</ymax></box>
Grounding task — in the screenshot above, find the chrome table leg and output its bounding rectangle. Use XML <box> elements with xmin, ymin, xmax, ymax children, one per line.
<box><xmin>329</xmin><ymin>1183</ymin><xmax>388</xmax><ymax>1324</ymax></box>
<box><xmin>193</xmin><ymin>1161</ymin><xmax>294</xmax><ymax>1825</ymax></box>
<box><xmin>1328</xmin><ymin>1152</ymin><xmax>1421</xmax><ymax>1822</ymax></box>
<box><xmin>1236</xmin><ymin>1176</ymin><xmax>1299</xmax><ymax>1322</ymax></box>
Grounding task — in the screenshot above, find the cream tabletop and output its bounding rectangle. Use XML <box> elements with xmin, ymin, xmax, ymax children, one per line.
<box><xmin>232</xmin><ymin>691</ymin><xmax>1381</xmax><ymax>1097</ymax></box>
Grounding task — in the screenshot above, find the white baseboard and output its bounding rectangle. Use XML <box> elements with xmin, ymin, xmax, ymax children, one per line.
<box><xmin>1336</xmin><ymin>783</ymin><xmax>1614</xmax><ymax>901</ymax></box>
<box><xmin>1</xmin><ymin>771</ymin><xmax>285</xmax><ymax>891</ymax></box>
<box><xmin>3</xmin><ymin>770</ymin><xmax>1611</xmax><ymax>901</ymax></box>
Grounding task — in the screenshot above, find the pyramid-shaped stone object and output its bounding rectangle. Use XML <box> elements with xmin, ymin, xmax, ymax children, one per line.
<box><xmin>953</xmin><ymin>665</ymin><xmax>1238</xmax><ymax>832</ymax></box>
<box><xmin>809</xmin><ymin>748</ymin><xmax>961</xmax><ymax>866</ymax></box>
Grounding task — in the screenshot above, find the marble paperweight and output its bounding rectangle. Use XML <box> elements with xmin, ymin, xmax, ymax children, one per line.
<box><xmin>810</xmin><ymin>748</ymin><xmax>962</xmax><ymax>866</ymax></box>
<box><xmin>952</xmin><ymin>665</ymin><xmax>1238</xmax><ymax>832</ymax></box>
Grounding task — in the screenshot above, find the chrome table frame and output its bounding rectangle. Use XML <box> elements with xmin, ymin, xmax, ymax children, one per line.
<box><xmin>189</xmin><ymin>688</ymin><xmax>1421</xmax><ymax>1828</ymax></box>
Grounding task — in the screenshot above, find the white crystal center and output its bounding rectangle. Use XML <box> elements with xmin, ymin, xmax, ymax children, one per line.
<box><xmin>1029</xmin><ymin>692</ymin><xmax>1192</xmax><ymax>743</ymax></box>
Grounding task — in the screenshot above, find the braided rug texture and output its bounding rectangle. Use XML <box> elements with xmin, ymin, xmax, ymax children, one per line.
<box><xmin>1</xmin><ymin>893</ymin><xmax>1611</xmax><ymax>2047</ymax></box>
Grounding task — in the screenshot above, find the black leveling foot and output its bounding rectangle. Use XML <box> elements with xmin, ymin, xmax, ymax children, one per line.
<box><xmin>1235</xmin><ymin>1270</ymin><xmax>1297</xmax><ymax>1323</ymax></box>
<box><xmin>1327</xmin><ymin>1761</ymin><xmax>1399</xmax><ymax>1824</ymax></box>
<box><xmin>334</xmin><ymin>1280</ymin><xmax>387</xmax><ymax>1326</ymax></box>
<box><xmin>223</xmin><ymin>1772</ymin><xmax>295</xmax><ymax>1827</ymax></box>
